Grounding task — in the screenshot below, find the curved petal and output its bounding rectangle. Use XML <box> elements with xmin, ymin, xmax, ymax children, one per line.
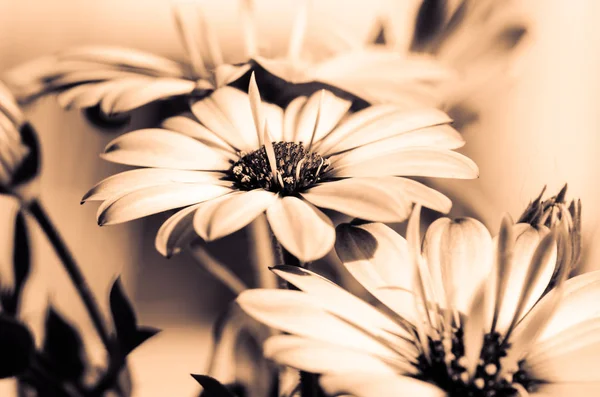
<box><xmin>110</xmin><ymin>78</ymin><xmax>195</xmax><ymax>114</ymax></box>
<box><xmin>83</xmin><ymin>169</ymin><xmax>229</xmax><ymax>202</ymax></box>
<box><xmin>97</xmin><ymin>183</ymin><xmax>231</xmax><ymax>225</ymax></box>
<box><xmin>283</xmin><ymin>96</ymin><xmax>308</xmax><ymax>142</ymax></box>
<box><xmin>495</xmin><ymin>224</ymin><xmax>556</xmax><ymax>333</ymax></box>
<box><xmin>293</xmin><ymin>90</ymin><xmax>352</xmax><ymax>144</ymax></box>
<box><xmin>101</xmin><ymin>128</ymin><xmax>232</xmax><ymax>170</ymax></box>
<box><xmin>320</xmin><ymin>373</ymin><xmax>446</xmax><ymax>397</ymax></box>
<box><xmin>327</xmin><ymin>147</ymin><xmax>479</xmax><ymax>179</ymax></box>
<box><xmin>161</xmin><ymin>115</ymin><xmax>235</xmax><ymax>155</ymax></box>
<box><xmin>155</xmin><ymin>204</ymin><xmax>201</xmax><ymax>257</ymax></box>
<box><xmin>264</xmin><ymin>335</ymin><xmax>399</xmax><ymax>375</ymax></box>
<box><xmin>532</xmin><ymin>383</ymin><xmax>600</xmax><ymax>396</ymax></box>
<box><xmin>423</xmin><ymin>217</ymin><xmax>493</xmax><ymax>313</ymax></box>
<box><xmin>385</xmin><ymin>177</ymin><xmax>452</xmax><ymax>214</ymax></box>
<box><xmin>272</xmin><ymin>265</ymin><xmax>415</xmax><ymax>342</ymax></box>
<box><xmin>237</xmin><ymin>289</ymin><xmax>400</xmax><ymax>359</ymax></box>
<box><xmin>329</xmin><ymin>125</ymin><xmax>465</xmax><ymax>167</ymax></box>
<box><xmin>335</xmin><ymin>223</ymin><xmax>417</xmax><ymax>323</ymax></box>
<box><xmin>302</xmin><ymin>178</ymin><xmax>412</xmax><ymax>223</ymax></box>
<box><xmin>193</xmin><ymin>189</ymin><xmax>277</xmax><ymax>241</ymax></box>
<box><xmin>266</xmin><ymin>196</ymin><xmax>335</xmax><ymax>262</ymax></box>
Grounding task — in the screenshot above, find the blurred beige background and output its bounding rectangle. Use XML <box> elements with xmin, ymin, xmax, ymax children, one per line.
<box><xmin>0</xmin><ymin>0</ymin><xmax>598</xmax><ymax>395</ymax></box>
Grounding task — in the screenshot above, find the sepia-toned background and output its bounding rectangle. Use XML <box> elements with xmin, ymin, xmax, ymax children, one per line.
<box><xmin>0</xmin><ymin>0</ymin><xmax>598</xmax><ymax>395</ymax></box>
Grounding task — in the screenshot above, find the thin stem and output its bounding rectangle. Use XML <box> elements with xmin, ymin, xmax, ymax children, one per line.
<box><xmin>188</xmin><ymin>241</ymin><xmax>248</xmax><ymax>295</ymax></box>
<box><xmin>247</xmin><ymin>215</ymin><xmax>278</xmax><ymax>289</ymax></box>
<box><xmin>26</xmin><ymin>199</ymin><xmax>111</xmax><ymax>351</ymax></box>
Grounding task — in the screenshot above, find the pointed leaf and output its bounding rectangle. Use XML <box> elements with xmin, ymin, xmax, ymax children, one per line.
<box><xmin>42</xmin><ymin>307</ymin><xmax>86</xmax><ymax>381</ymax></box>
<box><xmin>0</xmin><ymin>314</ymin><xmax>34</xmax><ymax>378</ymax></box>
<box><xmin>192</xmin><ymin>374</ymin><xmax>236</xmax><ymax>397</ymax></box>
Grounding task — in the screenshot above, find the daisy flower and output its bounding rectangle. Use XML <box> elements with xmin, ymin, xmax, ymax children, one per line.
<box><xmin>238</xmin><ymin>203</ymin><xmax>595</xmax><ymax>396</ymax></box>
<box><xmin>82</xmin><ymin>75</ymin><xmax>477</xmax><ymax>262</ymax></box>
<box><xmin>0</xmin><ymin>81</ymin><xmax>37</xmax><ymax>198</ymax></box>
<box><xmin>381</xmin><ymin>0</ymin><xmax>529</xmax><ymax>107</ymax></box>
<box><xmin>6</xmin><ymin>0</ymin><xmax>452</xmax><ymax>118</ymax></box>
<box><xmin>5</xmin><ymin>3</ymin><xmax>251</xmax><ymax>118</ymax></box>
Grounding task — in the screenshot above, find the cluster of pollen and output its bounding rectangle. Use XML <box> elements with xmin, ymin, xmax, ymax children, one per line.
<box><xmin>417</xmin><ymin>329</ymin><xmax>539</xmax><ymax>397</ymax></box>
<box><xmin>229</xmin><ymin>142</ymin><xmax>329</xmax><ymax>194</ymax></box>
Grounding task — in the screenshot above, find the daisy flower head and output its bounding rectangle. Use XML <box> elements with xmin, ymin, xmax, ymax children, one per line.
<box><xmin>0</xmin><ymin>81</ymin><xmax>38</xmax><ymax>199</ymax></box>
<box><xmin>238</xmin><ymin>201</ymin><xmax>598</xmax><ymax>396</ymax></box>
<box><xmin>82</xmin><ymin>74</ymin><xmax>478</xmax><ymax>262</ymax></box>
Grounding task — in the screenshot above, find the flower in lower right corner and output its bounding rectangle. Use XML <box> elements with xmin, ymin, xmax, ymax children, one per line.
<box><xmin>238</xmin><ymin>204</ymin><xmax>600</xmax><ymax>396</ymax></box>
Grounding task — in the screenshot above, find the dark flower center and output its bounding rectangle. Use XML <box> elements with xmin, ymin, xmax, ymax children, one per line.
<box><xmin>229</xmin><ymin>142</ymin><xmax>329</xmax><ymax>194</ymax></box>
<box><xmin>417</xmin><ymin>330</ymin><xmax>541</xmax><ymax>397</ymax></box>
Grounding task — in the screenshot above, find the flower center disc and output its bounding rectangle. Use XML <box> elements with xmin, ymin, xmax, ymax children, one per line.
<box><xmin>418</xmin><ymin>330</ymin><xmax>539</xmax><ymax>397</ymax></box>
<box><xmin>229</xmin><ymin>142</ymin><xmax>329</xmax><ymax>194</ymax></box>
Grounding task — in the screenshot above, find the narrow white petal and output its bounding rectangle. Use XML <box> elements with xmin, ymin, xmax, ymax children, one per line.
<box><xmin>495</xmin><ymin>224</ymin><xmax>556</xmax><ymax>334</ymax></box>
<box><xmin>110</xmin><ymin>78</ymin><xmax>195</xmax><ymax>114</ymax></box>
<box><xmin>302</xmin><ymin>178</ymin><xmax>411</xmax><ymax>223</ymax></box>
<box><xmin>237</xmin><ymin>289</ymin><xmax>400</xmax><ymax>359</ymax></box>
<box><xmin>161</xmin><ymin>115</ymin><xmax>236</xmax><ymax>155</ymax></box>
<box><xmin>266</xmin><ymin>196</ymin><xmax>335</xmax><ymax>262</ymax></box>
<box><xmin>294</xmin><ymin>90</ymin><xmax>352</xmax><ymax>145</ymax></box>
<box><xmin>532</xmin><ymin>383</ymin><xmax>600</xmax><ymax>396</ymax></box>
<box><xmin>386</xmin><ymin>177</ymin><xmax>452</xmax><ymax>214</ymax></box>
<box><xmin>329</xmin><ymin>125</ymin><xmax>465</xmax><ymax>168</ymax></box>
<box><xmin>264</xmin><ymin>335</ymin><xmax>398</xmax><ymax>375</ymax></box>
<box><xmin>324</xmin><ymin>108</ymin><xmax>452</xmax><ymax>155</ymax></box>
<box><xmin>155</xmin><ymin>204</ymin><xmax>201</xmax><ymax>257</ymax></box>
<box><xmin>213</xmin><ymin>63</ymin><xmax>252</xmax><ymax>88</ymax></box>
<box><xmin>283</xmin><ymin>96</ymin><xmax>308</xmax><ymax>142</ymax></box>
<box><xmin>97</xmin><ymin>183</ymin><xmax>231</xmax><ymax>225</ymax></box>
<box><xmin>272</xmin><ymin>265</ymin><xmax>415</xmax><ymax>343</ymax></box>
<box><xmin>525</xmin><ymin>339</ymin><xmax>600</xmax><ymax>383</ymax></box>
<box><xmin>327</xmin><ymin>147</ymin><xmax>479</xmax><ymax>179</ymax></box>
<box><xmin>463</xmin><ymin>284</ymin><xmax>488</xmax><ymax>378</ymax></box>
<box><xmin>321</xmin><ymin>373</ymin><xmax>446</xmax><ymax>397</ymax></box>
<box><xmin>101</xmin><ymin>128</ymin><xmax>232</xmax><ymax>170</ymax></box>
<box><xmin>83</xmin><ymin>169</ymin><xmax>228</xmax><ymax>202</ymax></box>
<box><xmin>193</xmin><ymin>189</ymin><xmax>277</xmax><ymax>241</ymax></box>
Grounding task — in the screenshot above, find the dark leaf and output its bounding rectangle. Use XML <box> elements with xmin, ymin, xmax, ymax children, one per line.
<box><xmin>110</xmin><ymin>277</ymin><xmax>159</xmax><ymax>355</ymax></box>
<box><xmin>0</xmin><ymin>314</ymin><xmax>34</xmax><ymax>378</ymax></box>
<box><xmin>6</xmin><ymin>210</ymin><xmax>31</xmax><ymax>316</ymax></box>
<box><xmin>192</xmin><ymin>375</ymin><xmax>236</xmax><ymax>397</ymax></box>
<box><xmin>42</xmin><ymin>307</ymin><xmax>86</xmax><ymax>381</ymax></box>
<box><xmin>11</xmin><ymin>122</ymin><xmax>40</xmax><ymax>187</ymax></box>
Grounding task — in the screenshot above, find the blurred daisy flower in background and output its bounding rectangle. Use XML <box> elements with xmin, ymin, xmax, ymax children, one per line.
<box><xmin>381</xmin><ymin>0</ymin><xmax>529</xmax><ymax>112</ymax></box>
<box><xmin>239</xmin><ymin>201</ymin><xmax>595</xmax><ymax>396</ymax></box>
<box><xmin>0</xmin><ymin>81</ymin><xmax>38</xmax><ymax>200</ymax></box>
<box><xmin>82</xmin><ymin>75</ymin><xmax>477</xmax><ymax>262</ymax></box>
<box><xmin>4</xmin><ymin>0</ymin><xmax>456</xmax><ymax>123</ymax></box>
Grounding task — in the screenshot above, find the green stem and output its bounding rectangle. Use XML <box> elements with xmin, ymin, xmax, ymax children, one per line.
<box><xmin>26</xmin><ymin>199</ymin><xmax>111</xmax><ymax>351</ymax></box>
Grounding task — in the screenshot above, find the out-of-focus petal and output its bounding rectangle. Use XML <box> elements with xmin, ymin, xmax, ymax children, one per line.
<box><xmin>321</xmin><ymin>373</ymin><xmax>446</xmax><ymax>397</ymax></box>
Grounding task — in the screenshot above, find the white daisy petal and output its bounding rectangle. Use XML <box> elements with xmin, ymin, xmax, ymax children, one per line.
<box><xmin>264</xmin><ymin>335</ymin><xmax>399</xmax><ymax>375</ymax></box>
<box><xmin>327</xmin><ymin>147</ymin><xmax>479</xmax><ymax>179</ymax></box>
<box><xmin>193</xmin><ymin>189</ymin><xmax>277</xmax><ymax>241</ymax></box>
<box><xmin>213</xmin><ymin>63</ymin><xmax>252</xmax><ymax>88</ymax></box>
<box><xmin>495</xmin><ymin>224</ymin><xmax>556</xmax><ymax>334</ymax></box>
<box><xmin>161</xmin><ymin>115</ymin><xmax>235</xmax><ymax>155</ymax></box>
<box><xmin>266</xmin><ymin>196</ymin><xmax>335</xmax><ymax>262</ymax></box>
<box><xmin>97</xmin><ymin>183</ymin><xmax>231</xmax><ymax>226</ymax></box>
<box><xmin>385</xmin><ymin>177</ymin><xmax>452</xmax><ymax>214</ymax></box>
<box><xmin>423</xmin><ymin>217</ymin><xmax>493</xmax><ymax>313</ymax></box>
<box><xmin>237</xmin><ymin>289</ymin><xmax>399</xmax><ymax>359</ymax></box>
<box><xmin>283</xmin><ymin>96</ymin><xmax>308</xmax><ymax>142</ymax></box>
<box><xmin>320</xmin><ymin>373</ymin><xmax>446</xmax><ymax>397</ymax></box>
<box><xmin>325</xmin><ymin>108</ymin><xmax>453</xmax><ymax>155</ymax></box>
<box><xmin>329</xmin><ymin>125</ymin><xmax>465</xmax><ymax>167</ymax></box>
<box><xmin>58</xmin><ymin>46</ymin><xmax>186</xmax><ymax>77</ymax></box>
<box><xmin>101</xmin><ymin>128</ymin><xmax>232</xmax><ymax>170</ymax></box>
<box><xmin>294</xmin><ymin>90</ymin><xmax>352</xmax><ymax>144</ymax></box>
<box><xmin>99</xmin><ymin>77</ymin><xmax>154</xmax><ymax>116</ymax></box>
<box><xmin>155</xmin><ymin>204</ymin><xmax>202</xmax><ymax>258</ymax></box>
<box><xmin>83</xmin><ymin>169</ymin><xmax>228</xmax><ymax>202</ymax></box>
<box><xmin>271</xmin><ymin>265</ymin><xmax>415</xmax><ymax>343</ymax></box>
<box><xmin>110</xmin><ymin>78</ymin><xmax>195</xmax><ymax>114</ymax></box>
<box><xmin>525</xmin><ymin>339</ymin><xmax>600</xmax><ymax>383</ymax></box>
<box><xmin>302</xmin><ymin>177</ymin><xmax>411</xmax><ymax>223</ymax></box>
<box><xmin>532</xmin><ymin>383</ymin><xmax>600</xmax><ymax>396</ymax></box>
